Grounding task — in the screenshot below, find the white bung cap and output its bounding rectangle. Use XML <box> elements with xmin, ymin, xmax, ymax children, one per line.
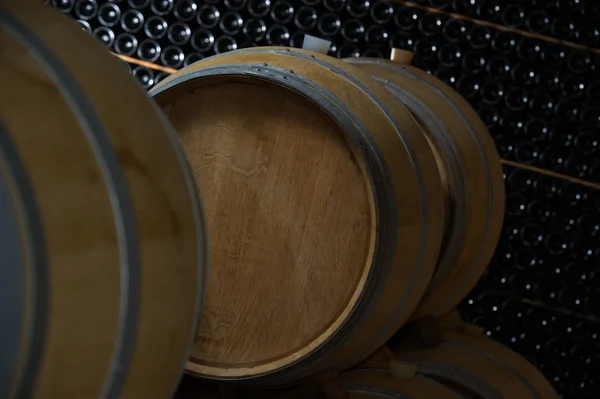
<box><xmin>302</xmin><ymin>34</ymin><xmax>332</xmax><ymax>55</ymax></box>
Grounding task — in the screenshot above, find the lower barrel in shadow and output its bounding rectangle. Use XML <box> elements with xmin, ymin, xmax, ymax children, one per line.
<box><xmin>391</xmin><ymin>326</ymin><xmax>560</xmax><ymax>399</ymax></box>
<box><xmin>0</xmin><ymin>1</ymin><xmax>207</xmax><ymax>398</ymax></box>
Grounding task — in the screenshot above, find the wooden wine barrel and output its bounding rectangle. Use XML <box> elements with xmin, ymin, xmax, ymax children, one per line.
<box><xmin>336</xmin><ymin>369</ymin><xmax>465</xmax><ymax>399</ymax></box>
<box><xmin>394</xmin><ymin>328</ymin><xmax>559</xmax><ymax>399</ymax></box>
<box><xmin>0</xmin><ymin>2</ymin><xmax>207</xmax><ymax>398</ymax></box>
<box><xmin>174</xmin><ymin>370</ymin><xmax>463</xmax><ymax>399</ymax></box>
<box><xmin>346</xmin><ymin>52</ymin><xmax>505</xmax><ymax>318</ymax></box>
<box><xmin>150</xmin><ymin>47</ymin><xmax>446</xmax><ymax>384</ymax></box>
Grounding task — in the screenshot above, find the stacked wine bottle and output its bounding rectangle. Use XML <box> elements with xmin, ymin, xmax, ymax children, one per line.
<box><xmin>48</xmin><ymin>1</ymin><xmax>600</xmax><ymax>398</ymax></box>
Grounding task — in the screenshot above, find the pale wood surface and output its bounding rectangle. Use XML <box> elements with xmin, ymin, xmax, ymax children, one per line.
<box><xmin>162</xmin><ymin>80</ymin><xmax>371</xmax><ymax>367</ymax></box>
<box><xmin>1</xmin><ymin>1</ymin><xmax>207</xmax><ymax>397</ymax></box>
<box><xmin>347</xmin><ymin>58</ymin><xmax>505</xmax><ymax>318</ymax></box>
<box><xmin>153</xmin><ymin>47</ymin><xmax>446</xmax><ymax>382</ymax></box>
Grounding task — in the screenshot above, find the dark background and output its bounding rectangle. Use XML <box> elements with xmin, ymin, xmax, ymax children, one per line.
<box><xmin>49</xmin><ymin>0</ymin><xmax>599</xmax><ymax>397</ymax></box>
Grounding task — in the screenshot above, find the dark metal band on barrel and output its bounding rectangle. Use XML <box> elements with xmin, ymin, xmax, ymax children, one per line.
<box><xmin>368</xmin><ymin>74</ymin><xmax>468</xmax><ymax>297</ymax></box>
<box><xmin>0</xmin><ymin>9</ymin><xmax>142</xmax><ymax>398</ymax></box>
<box><xmin>148</xmin><ymin>103</ymin><xmax>209</xmax><ymax>394</ymax></box>
<box><xmin>348</xmin><ymin>59</ymin><xmax>496</xmax><ymax>315</ymax></box>
<box><xmin>416</xmin><ymin>362</ymin><xmax>504</xmax><ymax>399</ymax></box>
<box><xmin>151</xmin><ymin>61</ymin><xmax>399</xmax><ymax>384</ymax></box>
<box><xmin>444</xmin><ymin>340</ymin><xmax>544</xmax><ymax>399</ymax></box>
<box><xmin>390</xmin><ymin>64</ymin><xmax>495</xmax><ymax>314</ymax></box>
<box><xmin>0</xmin><ymin>122</ymin><xmax>48</xmax><ymax>399</ymax></box>
<box><xmin>348</xmin><ymin>387</ymin><xmax>413</xmax><ymax>398</ymax></box>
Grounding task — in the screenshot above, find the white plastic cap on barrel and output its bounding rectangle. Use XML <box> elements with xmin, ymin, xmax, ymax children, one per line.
<box><xmin>302</xmin><ymin>34</ymin><xmax>332</xmax><ymax>55</ymax></box>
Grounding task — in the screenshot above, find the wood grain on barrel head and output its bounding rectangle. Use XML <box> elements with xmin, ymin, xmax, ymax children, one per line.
<box><xmin>153</xmin><ymin>47</ymin><xmax>445</xmax><ymax>383</ymax></box>
<box><xmin>161</xmin><ymin>79</ymin><xmax>373</xmax><ymax>369</ymax></box>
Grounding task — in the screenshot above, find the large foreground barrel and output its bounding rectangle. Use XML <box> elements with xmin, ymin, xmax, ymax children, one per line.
<box><xmin>347</xmin><ymin>52</ymin><xmax>505</xmax><ymax>318</ymax></box>
<box><xmin>0</xmin><ymin>2</ymin><xmax>207</xmax><ymax>398</ymax></box>
<box><xmin>151</xmin><ymin>47</ymin><xmax>445</xmax><ymax>384</ymax></box>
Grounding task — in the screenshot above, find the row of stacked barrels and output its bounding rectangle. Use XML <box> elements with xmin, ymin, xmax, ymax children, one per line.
<box><xmin>0</xmin><ymin>1</ymin><xmax>558</xmax><ymax>398</ymax></box>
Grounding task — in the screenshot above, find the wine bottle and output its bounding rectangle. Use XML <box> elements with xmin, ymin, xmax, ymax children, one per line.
<box><xmin>294</xmin><ymin>6</ymin><xmax>318</xmax><ymax>30</ymax></box>
<box><xmin>132</xmin><ymin>66</ymin><xmax>155</xmax><ymax>90</ymax></box>
<box><xmin>414</xmin><ymin>38</ymin><xmax>438</xmax><ymax>62</ymax></box>
<box><xmin>437</xmin><ymin>43</ymin><xmax>462</xmax><ymax>68</ymax></box>
<box><xmin>525</xmin><ymin>9</ymin><xmax>550</xmax><ymax>34</ymax></box>
<box><xmin>365</xmin><ymin>25</ymin><xmax>389</xmax><ymax>48</ymax></box>
<box><xmin>550</xmin><ymin>17</ymin><xmax>575</xmax><ymax>40</ymax></box>
<box><xmin>155</xmin><ymin>72</ymin><xmax>169</xmax><ymax>84</ymax></box>
<box><xmin>462</xmin><ymin>51</ymin><xmax>487</xmax><ymax>74</ymax></box>
<box><xmin>504</xmin><ymin>87</ymin><xmax>529</xmax><ymax>111</ymax></box>
<box><xmin>347</xmin><ymin>0</ymin><xmax>370</xmax><ymax>18</ymax></box>
<box><xmin>452</xmin><ymin>0</ymin><xmax>476</xmax><ymax>14</ymax></box>
<box><xmin>318</xmin><ymin>13</ymin><xmax>342</xmax><ymax>37</ymax></box>
<box><xmin>184</xmin><ymin>52</ymin><xmax>204</xmax><ymax>67</ymax></box>
<box><xmin>243</xmin><ymin>18</ymin><xmax>267</xmax><ymax>42</ymax></box>
<box><xmin>248</xmin><ymin>0</ymin><xmax>271</xmax><ymax>17</ymax></box>
<box><xmin>418</xmin><ymin>13</ymin><xmax>446</xmax><ymax>37</ymax></box>
<box><xmin>114</xmin><ymin>32</ymin><xmax>138</xmax><ymax>56</ymax></box>
<box><xmin>271</xmin><ymin>1</ymin><xmax>294</xmax><ymax>24</ymax></box>
<box><xmin>151</xmin><ymin>0</ymin><xmax>174</xmax><ymax>16</ymax></box>
<box><xmin>197</xmin><ymin>5</ymin><xmax>220</xmax><ymax>28</ymax></box>
<box><xmin>341</xmin><ymin>19</ymin><xmax>365</xmax><ymax>43</ymax></box>
<box><xmin>371</xmin><ymin>0</ymin><xmax>394</xmax><ymax>24</ymax></box>
<box><xmin>225</xmin><ymin>0</ymin><xmax>247</xmax><ymax>11</ymax></box>
<box><xmin>214</xmin><ymin>35</ymin><xmax>238</xmax><ymax>54</ymax></box>
<box><xmin>174</xmin><ymin>0</ymin><xmax>197</xmax><ymax>21</ymax></box>
<box><xmin>75</xmin><ymin>0</ymin><xmax>98</xmax><ymax>20</ymax></box>
<box><xmin>98</xmin><ymin>2</ymin><xmax>120</xmax><ymax>26</ymax></box>
<box><xmin>77</xmin><ymin>20</ymin><xmax>91</xmax><ymax>33</ymax></box>
<box><xmin>324</xmin><ymin>0</ymin><xmax>345</xmax><ymax>12</ymax></box>
<box><xmin>160</xmin><ymin>45</ymin><xmax>184</xmax><ymax>69</ymax></box>
<box><xmin>394</xmin><ymin>7</ymin><xmax>420</xmax><ymax>30</ymax></box>
<box><xmin>567</xmin><ymin>50</ymin><xmax>592</xmax><ymax>73</ymax></box>
<box><xmin>491</xmin><ymin>31</ymin><xmax>517</xmax><ymax>55</ymax></box>
<box><xmin>467</xmin><ymin>25</ymin><xmax>492</xmax><ymax>49</ymax></box>
<box><xmin>53</xmin><ymin>0</ymin><xmax>74</xmax><ymax>13</ymax></box>
<box><xmin>337</xmin><ymin>43</ymin><xmax>361</xmax><ymax>58</ymax></box>
<box><xmin>121</xmin><ymin>9</ymin><xmax>144</xmax><ymax>33</ymax></box>
<box><xmin>456</xmin><ymin>74</ymin><xmax>481</xmax><ymax>99</ymax></box>
<box><xmin>517</xmin><ymin>38</ymin><xmax>543</xmax><ymax>63</ymax></box>
<box><xmin>528</xmin><ymin>93</ymin><xmax>554</xmax><ymax>116</ymax></box>
<box><xmin>510</xmin><ymin>63</ymin><xmax>535</xmax><ymax>86</ymax></box>
<box><xmin>220</xmin><ymin>12</ymin><xmax>244</xmax><ymax>35</ymax></box>
<box><xmin>476</xmin><ymin>0</ymin><xmax>501</xmax><ymax>22</ymax></box>
<box><xmin>128</xmin><ymin>0</ymin><xmax>149</xmax><ymax>9</ymax></box>
<box><xmin>486</xmin><ymin>55</ymin><xmax>511</xmax><ymax>79</ymax></box>
<box><xmin>500</xmin><ymin>4</ymin><xmax>525</xmax><ymax>28</ymax></box>
<box><xmin>266</xmin><ymin>25</ymin><xmax>290</xmax><ymax>46</ymax></box>
<box><xmin>191</xmin><ymin>29</ymin><xmax>215</xmax><ymax>53</ymax></box>
<box><xmin>145</xmin><ymin>16</ymin><xmax>168</xmax><ymax>40</ymax></box>
<box><xmin>168</xmin><ymin>22</ymin><xmax>191</xmax><ymax>46</ymax></box>
<box><xmin>137</xmin><ymin>39</ymin><xmax>161</xmax><ymax>63</ymax></box>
